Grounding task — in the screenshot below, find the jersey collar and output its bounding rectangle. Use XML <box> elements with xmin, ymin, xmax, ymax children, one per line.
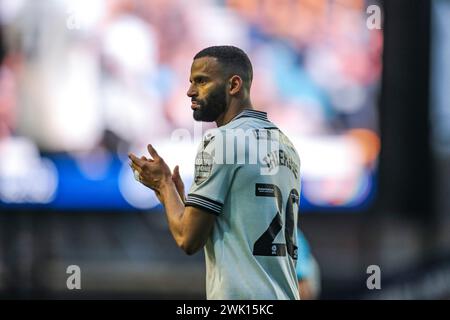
<box><xmin>231</xmin><ymin>109</ymin><xmax>269</xmax><ymax>122</ymax></box>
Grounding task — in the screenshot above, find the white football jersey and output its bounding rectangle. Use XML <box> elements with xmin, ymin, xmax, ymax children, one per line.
<box><xmin>185</xmin><ymin>109</ymin><xmax>301</xmax><ymax>300</ymax></box>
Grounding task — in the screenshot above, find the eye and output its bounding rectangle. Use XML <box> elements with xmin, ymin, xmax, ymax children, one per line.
<box><xmin>196</xmin><ymin>77</ymin><xmax>207</xmax><ymax>84</ymax></box>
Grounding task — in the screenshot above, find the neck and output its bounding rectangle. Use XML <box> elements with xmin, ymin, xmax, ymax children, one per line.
<box><xmin>215</xmin><ymin>98</ymin><xmax>253</xmax><ymax>127</ymax></box>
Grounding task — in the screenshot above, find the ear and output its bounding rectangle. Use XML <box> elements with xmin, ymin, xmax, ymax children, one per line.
<box><xmin>228</xmin><ymin>75</ymin><xmax>243</xmax><ymax>96</ymax></box>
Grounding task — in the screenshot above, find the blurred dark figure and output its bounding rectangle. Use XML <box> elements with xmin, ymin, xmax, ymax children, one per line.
<box><xmin>297</xmin><ymin>229</ymin><xmax>321</xmax><ymax>299</ymax></box>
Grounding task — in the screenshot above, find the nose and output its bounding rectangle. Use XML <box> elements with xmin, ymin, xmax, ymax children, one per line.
<box><xmin>187</xmin><ymin>84</ymin><xmax>197</xmax><ymax>98</ymax></box>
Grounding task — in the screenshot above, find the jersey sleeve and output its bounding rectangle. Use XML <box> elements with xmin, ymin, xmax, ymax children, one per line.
<box><xmin>185</xmin><ymin>131</ymin><xmax>237</xmax><ymax>216</ymax></box>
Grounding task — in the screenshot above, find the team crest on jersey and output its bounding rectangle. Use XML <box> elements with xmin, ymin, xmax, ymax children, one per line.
<box><xmin>203</xmin><ymin>135</ymin><xmax>215</xmax><ymax>149</ymax></box>
<box><xmin>194</xmin><ymin>151</ymin><xmax>214</xmax><ymax>185</ymax></box>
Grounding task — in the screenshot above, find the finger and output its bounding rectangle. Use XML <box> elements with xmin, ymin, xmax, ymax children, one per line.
<box><xmin>133</xmin><ymin>168</ymin><xmax>141</xmax><ymax>182</ymax></box>
<box><xmin>128</xmin><ymin>153</ymin><xmax>145</xmax><ymax>167</ymax></box>
<box><xmin>173</xmin><ymin>166</ymin><xmax>184</xmax><ymax>190</ymax></box>
<box><xmin>142</xmin><ymin>155</ymin><xmax>155</xmax><ymax>163</ymax></box>
<box><xmin>172</xmin><ymin>165</ymin><xmax>180</xmax><ymax>179</ymax></box>
<box><xmin>147</xmin><ymin>144</ymin><xmax>160</xmax><ymax>160</ymax></box>
<box><xmin>128</xmin><ymin>162</ymin><xmax>142</xmax><ymax>181</ymax></box>
<box><xmin>129</xmin><ymin>161</ymin><xmax>141</xmax><ymax>173</ymax></box>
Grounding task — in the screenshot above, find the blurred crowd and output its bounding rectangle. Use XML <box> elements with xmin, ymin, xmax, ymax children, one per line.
<box><xmin>0</xmin><ymin>0</ymin><xmax>382</xmax><ymax>207</ymax></box>
<box><xmin>0</xmin><ymin>0</ymin><xmax>382</xmax><ymax>150</ymax></box>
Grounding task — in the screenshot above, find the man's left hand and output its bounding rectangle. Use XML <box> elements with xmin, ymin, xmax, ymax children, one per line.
<box><xmin>128</xmin><ymin>144</ymin><xmax>172</xmax><ymax>195</ymax></box>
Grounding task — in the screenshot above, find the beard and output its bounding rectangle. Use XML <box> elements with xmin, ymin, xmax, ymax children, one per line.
<box><xmin>192</xmin><ymin>83</ymin><xmax>227</xmax><ymax>122</ymax></box>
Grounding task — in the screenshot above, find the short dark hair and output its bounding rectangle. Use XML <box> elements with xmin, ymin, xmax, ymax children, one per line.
<box><xmin>194</xmin><ymin>45</ymin><xmax>253</xmax><ymax>90</ymax></box>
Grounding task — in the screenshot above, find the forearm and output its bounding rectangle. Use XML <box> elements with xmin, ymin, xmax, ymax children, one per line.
<box><xmin>159</xmin><ymin>181</ymin><xmax>186</xmax><ymax>247</ymax></box>
<box><xmin>128</xmin><ymin>148</ymin><xmax>199</xmax><ymax>252</ymax></box>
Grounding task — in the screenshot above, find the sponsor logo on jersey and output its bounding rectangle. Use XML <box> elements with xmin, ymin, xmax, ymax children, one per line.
<box><xmin>194</xmin><ymin>151</ymin><xmax>214</xmax><ymax>185</ymax></box>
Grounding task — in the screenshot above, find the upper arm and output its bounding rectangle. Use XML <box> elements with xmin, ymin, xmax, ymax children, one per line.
<box><xmin>181</xmin><ymin>130</ymin><xmax>237</xmax><ymax>254</ymax></box>
<box><xmin>180</xmin><ymin>206</ymin><xmax>216</xmax><ymax>255</ymax></box>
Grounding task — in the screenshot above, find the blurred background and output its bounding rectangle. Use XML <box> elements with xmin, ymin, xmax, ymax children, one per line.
<box><xmin>0</xmin><ymin>0</ymin><xmax>448</xmax><ymax>299</ymax></box>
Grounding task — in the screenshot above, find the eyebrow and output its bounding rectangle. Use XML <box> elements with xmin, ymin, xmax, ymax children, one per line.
<box><xmin>189</xmin><ymin>74</ymin><xmax>210</xmax><ymax>83</ymax></box>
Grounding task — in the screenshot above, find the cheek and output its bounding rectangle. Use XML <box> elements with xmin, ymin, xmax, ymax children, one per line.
<box><xmin>198</xmin><ymin>89</ymin><xmax>206</xmax><ymax>100</ymax></box>
<box><xmin>198</xmin><ymin>87</ymin><xmax>211</xmax><ymax>101</ymax></box>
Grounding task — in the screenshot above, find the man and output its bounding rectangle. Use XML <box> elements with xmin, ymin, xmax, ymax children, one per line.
<box><xmin>129</xmin><ymin>46</ymin><xmax>301</xmax><ymax>299</ymax></box>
